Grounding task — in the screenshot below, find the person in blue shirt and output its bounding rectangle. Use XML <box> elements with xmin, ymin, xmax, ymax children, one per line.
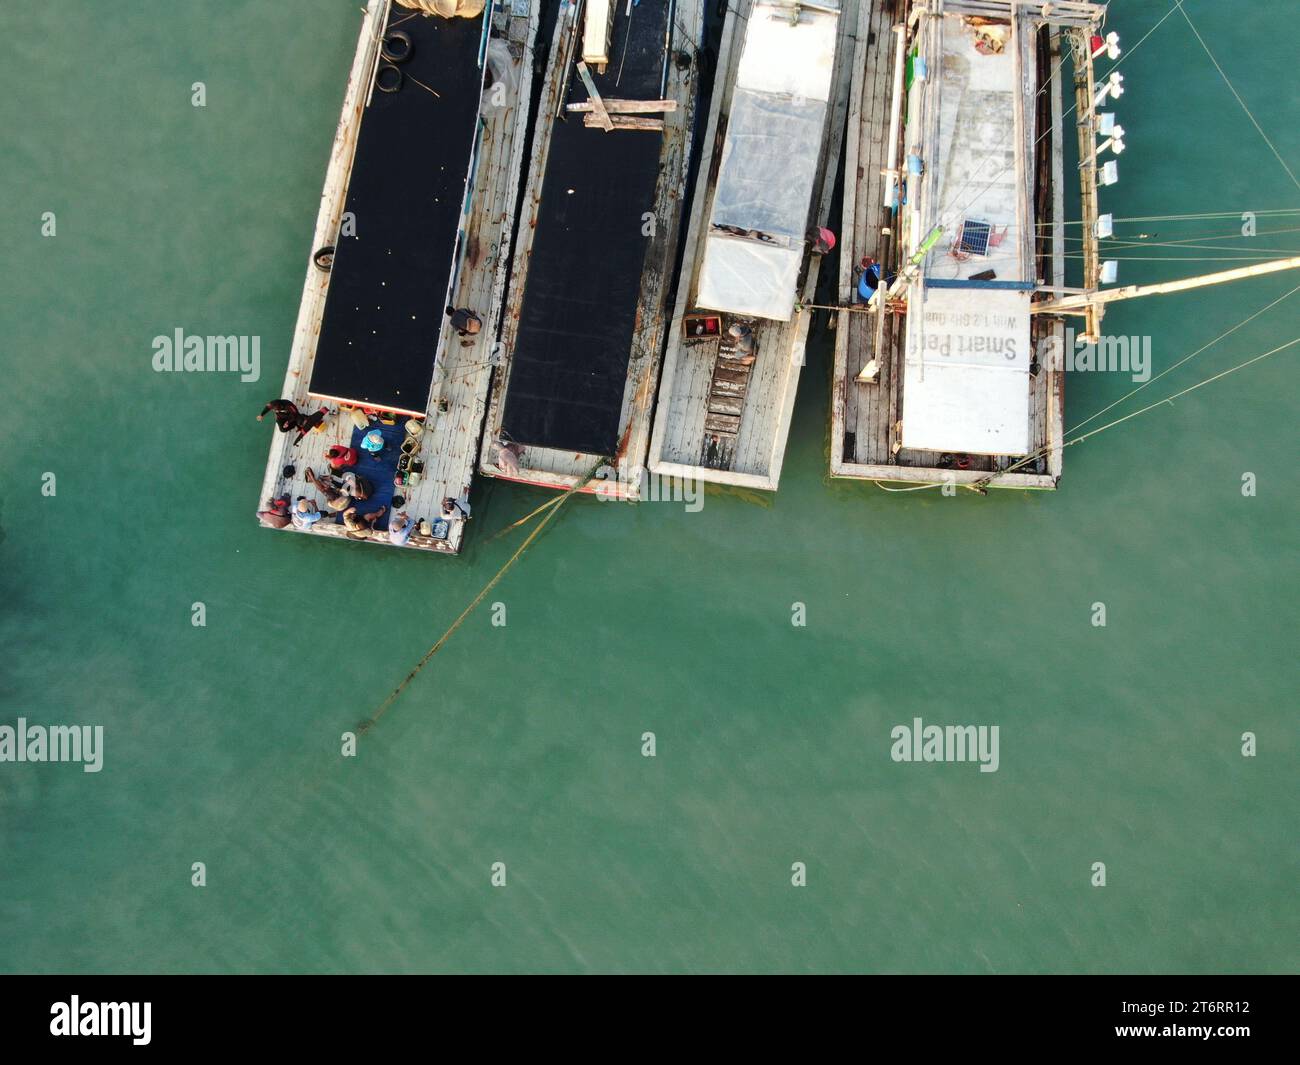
<box><xmin>387</xmin><ymin>511</ymin><xmax>414</xmax><ymax>545</ymax></box>
<box><xmin>292</xmin><ymin>497</ymin><xmax>322</xmax><ymax>529</ymax></box>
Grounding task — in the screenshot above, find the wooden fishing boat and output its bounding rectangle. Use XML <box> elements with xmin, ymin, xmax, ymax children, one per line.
<box><xmin>480</xmin><ymin>0</ymin><xmax>708</xmax><ymax>499</ymax></box>
<box><xmin>256</xmin><ymin>0</ymin><xmax>539</xmax><ymax>551</ymax></box>
<box><xmin>829</xmin><ymin>0</ymin><xmax>1098</xmax><ymax>489</ymax></box>
<box><xmin>648</xmin><ymin>0</ymin><xmax>858</xmax><ymax>492</ymax></box>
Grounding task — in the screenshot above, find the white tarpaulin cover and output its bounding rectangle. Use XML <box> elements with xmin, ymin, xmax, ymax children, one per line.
<box><xmin>695</xmin><ymin>4</ymin><xmax>840</xmax><ymax>320</ymax></box>
<box><xmin>696</xmin><ymin>235</ymin><xmax>804</xmax><ymax>321</ymax></box>
<box><xmin>735</xmin><ymin>3</ymin><xmax>839</xmax><ymax>100</ymax></box>
<box><xmin>901</xmin><ymin>287</ymin><xmax>1031</xmax><ymax>455</ymax></box>
<box><xmin>710</xmin><ymin>90</ymin><xmax>827</xmax><ymax>239</ymax></box>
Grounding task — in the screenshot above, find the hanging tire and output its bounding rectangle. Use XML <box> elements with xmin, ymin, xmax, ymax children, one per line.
<box><xmin>376</xmin><ymin>64</ymin><xmax>403</xmax><ymax>93</ymax></box>
<box><xmin>382</xmin><ymin>30</ymin><xmax>413</xmax><ymax>63</ymax></box>
<box><xmin>313</xmin><ymin>245</ymin><xmax>335</xmax><ymax>272</ymax></box>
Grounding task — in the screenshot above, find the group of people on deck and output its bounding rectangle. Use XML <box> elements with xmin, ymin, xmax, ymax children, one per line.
<box><xmin>255</xmin><ymin>399</ymin><xmax>472</xmax><ymax>548</ymax></box>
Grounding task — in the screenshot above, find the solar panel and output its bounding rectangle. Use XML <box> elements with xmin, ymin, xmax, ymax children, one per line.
<box><xmin>957</xmin><ymin>219</ymin><xmax>992</xmax><ymax>256</ymax></box>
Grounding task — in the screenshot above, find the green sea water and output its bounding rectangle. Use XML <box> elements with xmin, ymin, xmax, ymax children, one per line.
<box><xmin>0</xmin><ymin>0</ymin><xmax>1295</xmax><ymax>973</ymax></box>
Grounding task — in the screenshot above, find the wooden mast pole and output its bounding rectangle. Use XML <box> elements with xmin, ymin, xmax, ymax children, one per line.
<box><xmin>1032</xmin><ymin>255</ymin><xmax>1300</xmax><ymax>313</ymax></box>
<box><xmin>1071</xmin><ymin>27</ymin><xmax>1102</xmax><ymax>341</ymax></box>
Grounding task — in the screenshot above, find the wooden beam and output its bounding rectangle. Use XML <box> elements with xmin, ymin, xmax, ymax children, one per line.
<box><xmin>1033</xmin><ymin>256</ymin><xmax>1300</xmax><ymax>313</ymax></box>
<box><xmin>575</xmin><ymin>61</ymin><xmax>614</xmax><ymax>131</ymax></box>
<box><xmin>581</xmin><ymin>114</ymin><xmax>664</xmax><ymax>130</ymax></box>
<box><xmin>567</xmin><ymin>98</ymin><xmax>678</xmax><ymax>114</ymax></box>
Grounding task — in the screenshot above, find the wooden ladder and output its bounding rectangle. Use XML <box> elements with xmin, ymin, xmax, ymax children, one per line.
<box><xmin>699</xmin><ymin>327</ymin><xmax>754</xmax><ymax>469</ymax></box>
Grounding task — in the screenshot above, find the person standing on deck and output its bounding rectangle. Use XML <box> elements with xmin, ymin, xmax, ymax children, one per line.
<box><xmin>440</xmin><ymin>495</ymin><xmax>471</xmax><ymax>526</ymax></box>
<box><xmin>491</xmin><ymin>439</ymin><xmax>522</xmax><ymax>477</ymax></box>
<box><xmin>257</xmin><ymin>399</ymin><xmax>300</xmax><ymax>433</ymax></box>
<box><xmin>445</xmin><ymin>305</ymin><xmax>482</xmax><ymax>338</ymax></box>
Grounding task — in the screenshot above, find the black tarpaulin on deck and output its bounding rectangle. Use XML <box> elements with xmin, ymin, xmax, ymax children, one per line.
<box><xmin>500</xmin><ymin>1</ymin><xmax>671</xmax><ymax>455</ymax></box>
<box><xmin>308</xmin><ymin>10</ymin><xmax>485</xmax><ymax>414</ymax></box>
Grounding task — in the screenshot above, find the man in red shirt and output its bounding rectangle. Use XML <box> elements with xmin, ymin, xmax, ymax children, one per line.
<box><xmin>325</xmin><ymin>445</ymin><xmax>360</xmax><ymax>470</ymax></box>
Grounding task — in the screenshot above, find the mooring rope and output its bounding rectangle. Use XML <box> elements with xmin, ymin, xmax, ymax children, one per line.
<box><xmin>1177</xmin><ymin>2</ymin><xmax>1300</xmax><ymax>191</ymax></box>
<box><xmin>972</xmin><ymin>335</ymin><xmax>1299</xmax><ymax>489</ymax></box>
<box><xmin>357</xmin><ymin>462</ymin><xmax>603</xmax><ymax>734</ymax></box>
<box><xmin>482</xmin><ymin>492</ymin><xmax>565</xmax><ymax>545</ymax></box>
<box><xmin>861</xmin><ymin>306</ymin><xmax>1298</xmax><ymax>496</ymax></box>
<box><xmin>1066</xmin><ymin>283</ymin><xmax>1300</xmax><ymax>435</ymax></box>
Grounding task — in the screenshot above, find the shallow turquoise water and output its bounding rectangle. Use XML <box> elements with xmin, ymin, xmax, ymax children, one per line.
<box><xmin>0</xmin><ymin>1</ymin><xmax>1296</xmax><ymax>973</ymax></box>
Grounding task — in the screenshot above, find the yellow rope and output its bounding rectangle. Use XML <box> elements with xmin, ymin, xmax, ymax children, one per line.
<box><xmin>482</xmin><ymin>493</ymin><xmax>565</xmax><ymax>545</ymax></box>
<box><xmin>358</xmin><ymin>463</ymin><xmax>602</xmax><ymax>734</ymax></box>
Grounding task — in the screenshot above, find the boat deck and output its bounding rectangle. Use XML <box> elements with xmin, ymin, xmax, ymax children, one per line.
<box><xmin>482</xmin><ymin>0</ymin><xmax>706</xmax><ymax>499</ymax></box>
<box><xmin>256</xmin><ymin>1</ymin><xmax>539</xmax><ymax>551</ymax></box>
<box><xmin>309</xmin><ymin>6</ymin><xmax>485</xmax><ymax>415</ymax></box>
<box><xmin>649</xmin><ymin>0</ymin><xmax>859</xmax><ymax>492</ymax></box>
<box><xmin>828</xmin><ymin>0</ymin><xmax>1101</xmax><ymax>488</ymax></box>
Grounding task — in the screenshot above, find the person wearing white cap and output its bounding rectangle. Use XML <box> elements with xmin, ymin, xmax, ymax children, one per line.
<box><xmin>728</xmin><ymin>322</ymin><xmax>757</xmax><ymax>367</ymax></box>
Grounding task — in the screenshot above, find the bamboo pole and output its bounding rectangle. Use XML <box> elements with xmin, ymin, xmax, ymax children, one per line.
<box><xmin>1071</xmin><ymin>28</ymin><xmax>1102</xmax><ymax>340</ymax></box>
<box><xmin>872</xmin><ymin>22</ymin><xmax>908</xmax><ymax>377</ymax></box>
<box><xmin>1032</xmin><ymin>255</ymin><xmax>1300</xmax><ymax>313</ymax></box>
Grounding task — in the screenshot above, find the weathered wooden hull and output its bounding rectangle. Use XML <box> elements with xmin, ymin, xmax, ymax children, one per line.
<box><xmin>828</xmin><ymin>1</ymin><xmax>1105</xmax><ymax>491</ymax></box>
<box><xmin>481</xmin><ymin>0</ymin><xmax>708</xmax><ymax>502</ymax></box>
<box><xmin>256</xmin><ymin>0</ymin><xmax>540</xmax><ymax>552</ymax></box>
<box><xmin>649</xmin><ymin>0</ymin><xmax>859</xmax><ymax>492</ymax></box>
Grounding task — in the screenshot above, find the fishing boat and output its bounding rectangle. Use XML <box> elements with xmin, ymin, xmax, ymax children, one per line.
<box><xmin>256</xmin><ymin>0</ymin><xmax>539</xmax><ymax>551</ymax></box>
<box><xmin>827</xmin><ymin>0</ymin><xmax>1107</xmax><ymax>489</ymax></box>
<box><xmin>479</xmin><ymin>0</ymin><xmax>707</xmax><ymax>499</ymax></box>
<box><xmin>826</xmin><ymin>0</ymin><xmax>1300</xmax><ymax>495</ymax></box>
<box><xmin>648</xmin><ymin>0</ymin><xmax>857</xmax><ymax>491</ymax></box>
